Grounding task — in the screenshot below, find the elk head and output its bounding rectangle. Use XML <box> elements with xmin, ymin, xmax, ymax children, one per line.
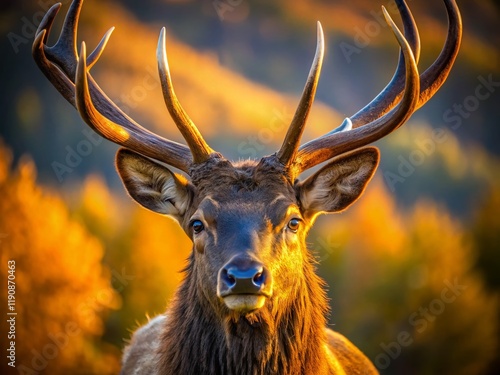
<box><xmin>33</xmin><ymin>0</ymin><xmax>461</xmax><ymax>315</ymax></box>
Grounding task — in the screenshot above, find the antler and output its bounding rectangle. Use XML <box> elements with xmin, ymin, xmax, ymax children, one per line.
<box><xmin>277</xmin><ymin>22</ymin><xmax>325</xmax><ymax>167</ymax></box>
<box><xmin>280</xmin><ymin>0</ymin><xmax>461</xmax><ymax>175</ymax></box>
<box><xmin>33</xmin><ymin>0</ymin><xmax>215</xmax><ymax>173</ymax></box>
<box><xmin>157</xmin><ymin>28</ymin><xmax>215</xmax><ymax>163</ymax></box>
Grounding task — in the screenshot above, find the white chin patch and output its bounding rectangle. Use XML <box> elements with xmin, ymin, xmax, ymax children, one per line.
<box><xmin>223</xmin><ymin>295</ymin><xmax>266</xmax><ymax>312</ymax></box>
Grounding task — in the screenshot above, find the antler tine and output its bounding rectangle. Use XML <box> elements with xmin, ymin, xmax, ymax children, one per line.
<box><xmin>42</xmin><ymin>0</ymin><xmax>109</xmax><ymax>72</ymax></box>
<box><xmin>86</xmin><ymin>27</ymin><xmax>114</xmax><ymax>70</ymax></box>
<box><xmin>42</xmin><ymin>0</ymin><xmax>82</xmax><ymax>79</ymax></box>
<box><xmin>294</xmin><ymin>7</ymin><xmax>420</xmax><ymax>173</ymax></box>
<box><xmin>321</xmin><ymin>0</ymin><xmax>419</xmax><ymax>138</ymax></box>
<box><xmin>34</xmin><ymin>22</ymin><xmax>130</xmax><ymax>126</ymax></box>
<box><xmin>293</xmin><ymin>0</ymin><xmax>461</xmax><ymax>174</ymax></box>
<box><xmin>33</xmin><ymin>0</ymin><xmax>196</xmax><ymax>172</ymax></box>
<box><xmin>418</xmin><ymin>0</ymin><xmax>462</xmax><ymax>106</ymax></box>
<box><xmin>157</xmin><ymin>28</ymin><xmax>216</xmax><ymax>164</ymax></box>
<box><xmin>350</xmin><ymin>0</ymin><xmax>420</xmax><ymax>127</ymax></box>
<box><xmin>277</xmin><ymin>22</ymin><xmax>325</xmax><ymax>167</ymax></box>
<box><xmin>33</xmin><ymin>1</ymin><xmax>116</xmax><ymax>112</ymax></box>
<box><xmin>33</xmin><ymin>29</ymin><xmax>76</xmax><ymax>106</ymax></box>
<box><xmin>35</xmin><ymin>2</ymin><xmax>61</xmax><ymax>46</ymax></box>
<box><xmin>350</xmin><ymin>0</ymin><xmax>461</xmax><ymax>127</ymax></box>
<box><xmin>75</xmin><ymin>42</ymin><xmax>193</xmax><ymax>171</ymax></box>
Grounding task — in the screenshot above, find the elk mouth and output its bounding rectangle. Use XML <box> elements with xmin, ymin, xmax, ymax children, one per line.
<box><xmin>221</xmin><ymin>293</ymin><xmax>269</xmax><ymax>313</ymax></box>
<box><xmin>217</xmin><ymin>257</ymin><xmax>273</xmax><ymax>313</ymax></box>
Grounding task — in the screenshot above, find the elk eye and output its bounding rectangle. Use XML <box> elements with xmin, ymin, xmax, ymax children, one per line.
<box><xmin>191</xmin><ymin>220</ymin><xmax>205</xmax><ymax>234</ymax></box>
<box><xmin>287</xmin><ymin>218</ymin><xmax>301</xmax><ymax>233</ymax></box>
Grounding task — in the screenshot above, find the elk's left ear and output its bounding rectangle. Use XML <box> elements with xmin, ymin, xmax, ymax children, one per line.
<box><xmin>296</xmin><ymin>147</ymin><xmax>379</xmax><ymax>220</ymax></box>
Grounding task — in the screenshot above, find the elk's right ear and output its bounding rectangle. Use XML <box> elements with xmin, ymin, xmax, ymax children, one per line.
<box><xmin>115</xmin><ymin>148</ymin><xmax>191</xmax><ymax>221</ymax></box>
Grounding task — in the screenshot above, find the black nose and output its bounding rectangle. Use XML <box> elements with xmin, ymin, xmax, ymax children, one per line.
<box><xmin>218</xmin><ymin>256</ymin><xmax>272</xmax><ymax>297</ymax></box>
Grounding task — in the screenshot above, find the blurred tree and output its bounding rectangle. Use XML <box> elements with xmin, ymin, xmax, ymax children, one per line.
<box><xmin>71</xmin><ymin>174</ymin><xmax>191</xmax><ymax>350</ymax></box>
<box><xmin>0</xmin><ymin>141</ymin><xmax>121</xmax><ymax>375</ymax></box>
<box><xmin>469</xmin><ymin>186</ymin><xmax>500</xmax><ymax>375</ymax></box>
<box><xmin>120</xmin><ymin>207</ymin><xmax>191</xmax><ymax>328</ymax></box>
<box><xmin>471</xmin><ymin>186</ymin><xmax>500</xmax><ymax>291</ymax></box>
<box><xmin>314</xmin><ymin>181</ymin><xmax>498</xmax><ymax>375</ymax></box>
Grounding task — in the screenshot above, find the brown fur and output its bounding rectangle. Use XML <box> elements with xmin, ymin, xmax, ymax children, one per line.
<box><xmin>121</xmin><ymin>259</ymin><xmax>378</xmax><ymax>375</ymax></box>
<box><xmin>119</xmin><ymin>154</ymin><xmax>379</xmax><ymax>374</ymax></box>
<box><xmin>156</xmin><ymin>253</ymin><xmax>329</xmax><ymax>374</ymax></box>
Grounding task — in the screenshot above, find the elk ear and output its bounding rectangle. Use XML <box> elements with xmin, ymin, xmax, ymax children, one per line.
<box><xmin>115</xmin><ymin>148</ymin><xmax>191</xmax><ymax>221</ymax></box>
<box><xmin>296</xmin><ymin>147</ymin><xmax>379</xmax><ymax>220</ymax></box>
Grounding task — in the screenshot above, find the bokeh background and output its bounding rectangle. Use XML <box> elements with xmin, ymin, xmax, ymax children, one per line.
<box><xmin>1</xmin><ymin>0</ymin><xmax>499</xmax><ymax>374</ymax></box>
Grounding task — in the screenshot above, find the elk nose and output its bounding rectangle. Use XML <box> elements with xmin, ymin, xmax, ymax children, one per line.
<box><xmin>218</xmin><ymin>257</ymin><xmax>272</xmax><ymax>297</ymax></box>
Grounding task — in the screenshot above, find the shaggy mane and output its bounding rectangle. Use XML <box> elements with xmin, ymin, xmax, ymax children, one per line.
<box><xmin>156</xmin><ymin>253</ymin><xmax>330</xmax><ymax>375</ymax></box>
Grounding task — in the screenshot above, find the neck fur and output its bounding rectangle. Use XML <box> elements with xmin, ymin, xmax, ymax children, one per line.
<box><xmin>156</xmin><ymin>258</ymin><xmax>329</xmax><ymax>375</ymax></box>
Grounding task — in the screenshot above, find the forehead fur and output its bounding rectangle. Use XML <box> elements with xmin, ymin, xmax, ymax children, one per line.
<box><xmin>189</xmin><ymin>156</ymin><xmax>296</xmax><ymax>202</ymax></box>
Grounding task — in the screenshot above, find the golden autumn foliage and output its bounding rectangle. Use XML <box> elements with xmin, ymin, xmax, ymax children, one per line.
<box><xmin>124</xmin><ymin>208</ymin><xmax>191</xmax><ymax>319</ymax></box>
<box><xmin>315</xmin><ymin>181</ymin><xmax>498</xmax><ymax>374</ymax></box>
<box><xmin>0</xmin><ymin>143</ymin><xmax>121</xmax><ymax>375</ymax></box>
<box><xmin>70</xmin><ymin>174</ymin><xmax>192</xmax><ymax>342</ymax></box>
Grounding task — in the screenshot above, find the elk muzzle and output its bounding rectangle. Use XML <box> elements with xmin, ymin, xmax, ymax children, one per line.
<box><xmin>217</xmin><ymin>255</ymin><xmax>273</xmax><ymax>313</ymax></box>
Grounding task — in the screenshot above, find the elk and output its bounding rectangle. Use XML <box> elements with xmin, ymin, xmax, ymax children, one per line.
<box><xmin>33</xmin><ymin>0</ymin><xmax>461</xmax><ymax>373</ymax></box>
